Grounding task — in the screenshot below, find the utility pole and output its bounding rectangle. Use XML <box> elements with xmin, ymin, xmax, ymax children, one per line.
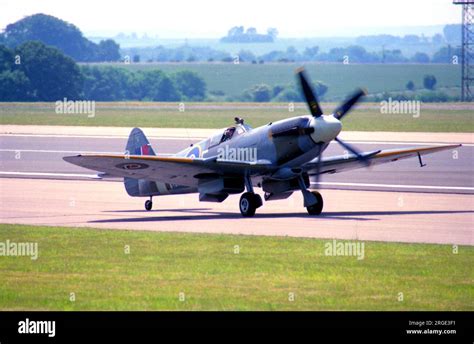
<box><xmin>453</xmin><ymin>1</ymin><xmax>473</xmax><ymax>101</ymax></box>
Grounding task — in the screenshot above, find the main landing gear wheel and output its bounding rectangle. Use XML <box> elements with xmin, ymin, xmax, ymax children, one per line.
<box><xmin>239</xmin><ymin>192</ymin><xmax>262</xmax><ymax>217</ymax></box>
<box><xmin>145</xmin><ymin>199</ymin><xmax>153</xmax><ymax>211</ymax></box>
<box><xmin>306</xmin><ymin>191</ymin><xmax>323</xmax><ymax>215</ymax></box>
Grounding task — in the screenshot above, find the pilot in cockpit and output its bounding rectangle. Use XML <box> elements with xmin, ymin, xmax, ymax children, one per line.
<box><xmin>221</xmin><ymin>127</ymin><xmax>236</xmax><ymax>142</ymax></box>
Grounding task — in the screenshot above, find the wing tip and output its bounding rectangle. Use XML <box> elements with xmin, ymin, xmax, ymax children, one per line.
<box><xmin>63</xmin><ymin>155</ymin><xmax>81</xmax><ymax>162</ymax></box>
<box><xmin>444</xmin><ymin>143</ymin><xmax>462</xmax><ymax>149</ymax></box>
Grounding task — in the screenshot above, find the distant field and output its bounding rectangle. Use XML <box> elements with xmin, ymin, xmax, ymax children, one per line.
<box><xmin>88</xmin><ymin>62</ymin><xmax>461</xmax><ymax>100</ymax></box>
<box><xmin>0</xmin><ymin>224</ymin><xmax>472</xmax><ymax>311</ymax></box>
<box><xmin>1</xmin><ymin>102</ymin><xmax>472</xmax><ymax>132</ymax></box>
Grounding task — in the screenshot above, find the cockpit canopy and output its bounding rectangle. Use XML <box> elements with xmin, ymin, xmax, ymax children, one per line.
<box><xmin>178</xmin><ymin>120</ymin><xmax>253</xmax><ymax>158</ymax></box>
<box><xmin>208</xmin><ymin>123</ymin><xmax>251</xmax><ymax>148</ymax></box>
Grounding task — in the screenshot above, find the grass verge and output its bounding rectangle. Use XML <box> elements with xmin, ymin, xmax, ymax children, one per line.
<box><xmin>0</xmin><ymin>102</ymin><xmax>473</xmax><ymax>132</ymax></box>
<box><xmin>0</xmin><ymin>224</ymin><xmax>472</xmax><ymax>310</ymax></box>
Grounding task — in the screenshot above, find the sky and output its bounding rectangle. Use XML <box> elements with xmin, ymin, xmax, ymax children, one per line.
<box><xmin>0</xmin><ymin>0</ymin><xmax>462</xmax><ymax>38</ymax></box>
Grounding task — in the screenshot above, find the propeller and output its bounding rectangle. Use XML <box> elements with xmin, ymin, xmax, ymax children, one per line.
<box><xmin>333</xmin><ymin>88</ymin><xmax>367</xmax><ymax>120</ymax></box>
<box><xmin>295</xmin><ymin>67</ymin><xmax>371</xmax><ymax>180</ymax></box>
<box><xmin>334</xmin><ymin>137</ymin><xmax>370</xmax><ymax>166</ymax></box>
<box><xmin>330</xmin><ymin>90</ymin><xmax>369</xmax><ymax>166</ymax></box>
<box><xmin>296</xmin><ymin>68</ymin><xmax>323</xmax><ymax>117</ymax></box>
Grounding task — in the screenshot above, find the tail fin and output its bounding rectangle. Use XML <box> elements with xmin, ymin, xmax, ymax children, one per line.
<box><xmin>124</xmin><ymin>128</ymin><xmax>159</xmax><ymax>196</ymax></box>
<box><xmin>125</xmin><ymin>127</ymin><xmax>156</xmax><ymax>156</ymax></box>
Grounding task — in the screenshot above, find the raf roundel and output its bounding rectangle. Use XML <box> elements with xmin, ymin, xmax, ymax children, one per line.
<box><xmin>186</xmin><ymin>145</ymin><xmax>202</xmax><ymax>158</ymax></box>
<box><xmin>116</xmin><ymin>162</ymin><xmax>149</xmax><ymax>170</ymax></box>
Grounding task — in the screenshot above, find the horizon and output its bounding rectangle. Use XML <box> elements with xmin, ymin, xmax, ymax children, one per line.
<box><xmin>1</xmin><ymin>0</ymin><xmax>462</xmax><ymax>39</ymax></box>
<box><xmin>84</xmin><ymin>24</ymin><xmax>455</xmax><ymax>40</ymax></box>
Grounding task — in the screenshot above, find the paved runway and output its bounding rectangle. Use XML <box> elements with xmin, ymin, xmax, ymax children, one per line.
<box><xmin>1</xmin><ymin>178</ymin><xmax>472</xmax><ymax>245</ymax></box>
<box><xmin>0</xmin><ymin>129</ymin><xmax>473</xmax><ymax>245</ymax></box>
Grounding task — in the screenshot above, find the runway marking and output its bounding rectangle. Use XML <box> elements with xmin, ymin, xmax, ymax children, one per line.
<box><xmin>1</xmin><ymin>134</ymin><xmax>472</xmax><ymax>146</ymax></box>
<box><xmin>0</xmin><ymin>171</ymin><xmax>102</xmax><ymax>179</ymax></box>
<box><xmin>314</xmin><ymin>182</ymin><xmax>474</xmax><ymax>191</ymax></box>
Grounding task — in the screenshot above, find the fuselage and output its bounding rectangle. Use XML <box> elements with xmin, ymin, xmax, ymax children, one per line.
<box><xmin>129</xmin><ymin>114</ymin><xmax>342</xmax><ymax>198</ymax></box>
<box><xmin>175</xmin><ymin>114</ymin><xmax>342</xmax><ymax>171</ymax></box>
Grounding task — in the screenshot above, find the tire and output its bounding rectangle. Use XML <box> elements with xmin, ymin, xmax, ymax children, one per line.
<box><xmin>239</xmin><ymin>192</ymin><xmax>257</xmax><ymax>217</ymax></box>
<box><xmin>306</xmin><ymin>191</ymin><xmax>323</xmax><ymax>215</ymax></box>
<box><xmin>145</xmin><ymin>200</ymin><xmax>153</xmax><ymax>211</ymax></box>
<box><xmin>253</xmin><ymin>193</ymin><xmax>263</xmax><ymax>209</ymax></box>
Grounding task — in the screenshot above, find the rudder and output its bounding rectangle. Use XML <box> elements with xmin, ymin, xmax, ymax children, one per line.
<box><xmin>124</xmin><ymin>128</ymin><xmax>158</xmax><ymax>197</ymax></box>
<box><xmin>125</xmin><ymin>127</ymin><xmax>156</xmax><ymax>156</ymax></box>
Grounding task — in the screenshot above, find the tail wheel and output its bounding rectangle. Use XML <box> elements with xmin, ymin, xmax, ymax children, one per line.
<box><xmin>306</xmin><ymin>191</ymin><xmax>323</xmax><ymax>215</ymax></box>
<box><xmin>145</xmin><ymin>199</ymin><xmax>153</xmax><ymax>211</ymax></box>
<box><xmin>239</xmin><ymin>192</ymin><xmax>260</xmax><ymax>217</ymax></box>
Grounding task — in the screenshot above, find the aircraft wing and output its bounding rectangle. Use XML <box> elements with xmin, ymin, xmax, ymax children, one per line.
<box><xmin>304</xmin><ymin>144</ymin><xmax>462</xmax><ymax>176</ymax></box>
<box><xmin>63</xmin><ymin>154</ymin><xmax>273</xmax><ymax>187</ymax></box>
<box><xmin>64</xmin><ymin>144</ymin><xmax>460</xmax><ymax>186</ymax></box>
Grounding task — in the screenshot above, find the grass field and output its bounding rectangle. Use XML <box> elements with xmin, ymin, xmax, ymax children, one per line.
<box><xmin>0</xmin><ymin>224</ymin><xmax>472</xmax><ymax>311</ymax></box>
<box><xmin>91</xmin><ymin>62</ymin><xmax>461</xmax><ymax>100</ymax></box>
<box><xmin>1</xmin><ymin>102</ymin><xmax>473</xmax><ymax>132</ymax></box>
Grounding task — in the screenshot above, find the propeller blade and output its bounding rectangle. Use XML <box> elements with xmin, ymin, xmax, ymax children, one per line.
<box><xmin>334</xmin><ymin>137</ymin><xmax>370</xmax><ymax>166</ymax></box>
<box><xmin>333</xmin><ymin>88</ymin><xmax>367</xmax><ymax>120</ymax></box>
<box><xmin>296</xmin><ymin>68</ymin><xmax>323</xmax><ymax>117</ymax></box>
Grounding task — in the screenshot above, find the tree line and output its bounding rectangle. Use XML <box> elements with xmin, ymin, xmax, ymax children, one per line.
<box><xmin>125</xmin><ymin>44</ymin><xmax>462</xmax><ymax>64</ymax></box>
<box><xmin>220</xmin><ymin>26</ymin><xmax>278</xmax><ymax>43</ymax></box>
<box><xmin>0</xmin><ymin>14</ymin><xmax>121</xmax><ymax>62</ymax></box>
<box><xmin>0</xmin><ymin>40</ymin><xmax>456</xmax><ymax>103</ymax></box>
<box><xmin>237</xmin><ymin>81</ymin><xmax>328</xmax><ymax>102</ymax></box>
<box><xmin>0</xmin><ymin>41</ymin><xmax>456</xmax><ymax>103</ymax></box>
<box><xmin>0</xmin><ymin>42</ymin><xmax>207</xmax><ymax>102</ymax></box>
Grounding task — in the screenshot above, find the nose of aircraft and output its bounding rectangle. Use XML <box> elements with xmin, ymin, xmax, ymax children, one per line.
<box><xmin>309</xmin><ymin>115</ymin><xmax>342</xmax><ymax>143</ymax></box>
